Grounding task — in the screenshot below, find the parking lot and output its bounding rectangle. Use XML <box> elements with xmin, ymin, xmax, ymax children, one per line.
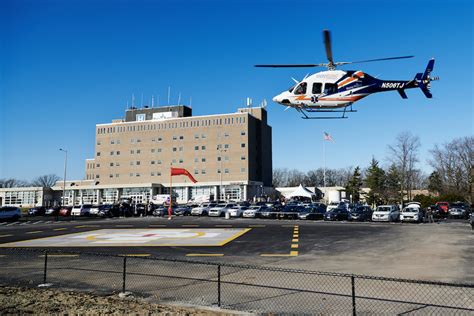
<box><xmin>1</xmin><ymin>216</ymin><xmax>472</xmax><ymax>283</ymax></box>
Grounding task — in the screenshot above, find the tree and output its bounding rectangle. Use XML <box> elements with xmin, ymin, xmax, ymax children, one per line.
<box><xmin>385</xmin><ymin>164</ymin><xmax>402</xmax><ymax>204</ymax></box>
<box><xmin>387</xmin><ymin>132</ymin><xmax>420</xmax><ymax>200</ymax></box>
<box><xmin>364</xmin><ymin>158</ymin><xmax>386</xmax><ymax>206</ymax></box>
<box><xmin>427</xmin><ymin>171</ymin><xmax>443</xmax><ymax>195</ymax></box>
<box><xmin>272</xmin><ymin>168</ymin><xmax>288</xmax><ymax>187</ymax></box>
<box><xmin>345</xmin><ymin>166</ymin><xmax>362</xmax><ymax>202</ymax></box>
<box><xmin>0</xmin><ymin>178</ymin><xmax>30</xmax><ymax>188</ymax></box>
<box><xmin>31</xmin><ymin>174</ymin><xmax>61</xmax><ymax>188</ymax></box>
<box><xmin>429</xmin><ymin>136</ymin><xmax>473</xmax><ymax>202</ymax></box>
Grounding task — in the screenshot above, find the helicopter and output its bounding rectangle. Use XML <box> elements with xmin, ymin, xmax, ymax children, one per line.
<box><xmin>255</xmin><ymin>30</ymin><xmax>439</xmax><ymax>119</ymax></box>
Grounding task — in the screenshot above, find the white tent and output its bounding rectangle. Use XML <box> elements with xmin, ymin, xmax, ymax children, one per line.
<box><xmin>287</xmin><ymin>184</ymin><xmax>316</xmax><ymax>199</ymax></box>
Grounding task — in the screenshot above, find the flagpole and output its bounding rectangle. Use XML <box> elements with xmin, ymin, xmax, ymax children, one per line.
<box><xmin>168</xmin><ymin>165</ymin><xmax>172</xmax><ymax>220</ymax></box>
<box><xmin>323</xmin><ymin>136</ymin><xmax>326</xmax><ymax>189</ymax></box>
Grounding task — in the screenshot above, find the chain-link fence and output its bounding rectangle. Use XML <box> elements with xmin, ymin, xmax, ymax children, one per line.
<box><xmin>1</xmin><ymin>248</ymin><xmax>473</xmax><ymax>315</ymax></box>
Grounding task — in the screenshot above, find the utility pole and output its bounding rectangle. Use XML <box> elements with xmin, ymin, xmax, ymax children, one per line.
<box><xmin>59</xmin><ymin>148</ymin><xmax>68</xmax><ymax>206</ymax></box>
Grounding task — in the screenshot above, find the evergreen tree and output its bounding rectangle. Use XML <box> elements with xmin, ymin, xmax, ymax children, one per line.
<box><xmin>346</xmin><ymin>166</ymin><xmax>363</xmax><ymax>202</ymax></box>
<box><xmin>386</xmin><ymin>164</ymin><xmax>402</xmax><ymax>204</ymax></box>
<box><xmin>364</xmin><ymin>158</ymin><xmax>386</xmax><ymax>206</ymax></box>
<box><xmin>427</xmin><ymin>171</ymin><xmax>443</xmax><ymax>195</ymax></box>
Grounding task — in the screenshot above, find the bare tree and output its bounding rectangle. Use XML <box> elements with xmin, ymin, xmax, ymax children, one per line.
<box><xmin>387</xmin><ymin>132</ymin><xmax>421</xmax><ymax>200</ymax></box>
<box><xmin>429</xmin><ymin>136</ymin><xmax>473</xmax><ymax>202</ymax></box>
<box><xmin>0</xmin><ymin>178</ymin><xmax>30</xmax><ymax>188</ymax></box>
<box><xmin>31</xmin><ymin>174</ymin><xmax>61</xmax><ymax>188</ymax></box>
<box><xmin>272</xmin><ymin>168</ymin><xmax>288</xmax><ymax>187</ymax></box>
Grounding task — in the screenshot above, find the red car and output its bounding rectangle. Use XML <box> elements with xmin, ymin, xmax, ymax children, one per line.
<box><xmin>435</xmin><ymin>202</ymin><xmax>450</xmax><ymax>216</ymax></box>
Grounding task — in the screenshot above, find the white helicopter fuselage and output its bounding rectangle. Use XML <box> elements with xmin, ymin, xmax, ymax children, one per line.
<box><xmin>272</xmin><ymin>70</ymin><xmax>370</xmax><ymax>109</ymax></box>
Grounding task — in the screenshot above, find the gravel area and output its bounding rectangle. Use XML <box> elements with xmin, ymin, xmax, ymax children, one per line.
<box><xmin>0</xmin><ymin>286</ymin><xmax>242</xmax><ymax>315</ymax></box>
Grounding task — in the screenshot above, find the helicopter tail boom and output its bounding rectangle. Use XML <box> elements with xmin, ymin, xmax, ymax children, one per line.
<box><xmin>416</xmin><ymin>58</ymin><xmax>437</xmax><ymax>98</ymax></box>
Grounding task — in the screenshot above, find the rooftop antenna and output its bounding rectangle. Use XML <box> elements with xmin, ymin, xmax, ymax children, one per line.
<box><xmin>177</xmin><ymin>92</ymin><xmax>181</xmax><ymax>105</ymax></box>
<box><xmin>167</xmin><ymin>86</ymin><xmax>171</xmax><ymax>105</ymax></box>
<box><xmin>126</xmin><ymin>101</ymin><xmax>129</xmax><ymax>110</ymax></box>
<box><xmin>246</xmin><ymin>97</ymin><xmax>252</xmax><ymax>107</ymax></box>
<box><xmin>189</xmin><ymin>96</ymin><xmax>192</xmax><ymax>108</ymax></box>
<box><xmin>151</xmin><ymin>95</ymin><xmax>155</xmax><ymax>108</ymax></box>
<box><xmin>132</xmin><ymin>93</ymin><xmax>135</xmax><ymax>107</ymax></box>
<box><xmin>157</xmin><ymin>95</ymin><xmax>160</xmax><ymax>106</ymax></box>
<box><xmin>141</xmin><ymin>93</ymin><xmax>144</xmax><ymax>107</ymax></box>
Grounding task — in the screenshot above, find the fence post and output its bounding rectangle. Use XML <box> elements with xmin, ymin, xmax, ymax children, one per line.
<box><xmin>351</xmin><ymin>275</ymin><xmax>356</xmax><ymax>316</ymax></box>
<box><xmin>217</xmin><ymin>265</ymin><xmax>221</xmax><ymax>307</ymax></box>
<box><xmin>122</xmin><ymin>256</ymin><xmax>127</xmax><ymax>293</ymax></box>
<box><xmin>43</xmin><ymin>250</ymin><xmax>48</xmax><ymax>284</ymax></box>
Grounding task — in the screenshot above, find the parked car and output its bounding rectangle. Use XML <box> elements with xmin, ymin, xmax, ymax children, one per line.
<box><xmin>45</xmin><ymin>206</ymin><xmax>61</xmax><ymax>216</ymax></box>
<box><xmin>448</xmin><ymin>202</ymin><xmax>470</xmax><ymax>219</ymax></box>
<box><xmin>153</xmin><ymin>206</ymin><xmax>168</xmax><ymax>217</ymax></box>
<box><xmin>324</xmin><ymin>207</ymin><xmax>349</xmax><ymax>221</ymax></box>
<box><xmin>173</xmin><ymin>206</ymin><xmax>191</xmax><ymax>216</ymax></box>
<box><xmin>229</xmin><ymin>205</ymin><xmax>248</xmax><ymax>217</ymax></box>
<box><xmin>98</xmin><ymin>204</ymin><xmax>120</xmax><ymax>217</ymax></box>
<box><xmin>0</xmin><ymin>206</ymin><xmax>21</xmax><ymax>221</ymax></box>
<box><xmin>71</xmin><ymin>204</ymin><xmax>92</xmax><ymax>216</ymax></box>
<box><xmin>348</xmin><ymin>206</ymin><xmax>373</xmax><ymax>221</ymax></box>
<box><xmin>191</xmin><ymin>202</ymin><xmax>217</xmax><ymax>216</ymax></box>
<box><xmin>28</xmin><ymin>206</ymin><xmax>46</xmax><ymax>216</ymax></box>
<box><xmin>209</xmin><ymin>203</ymin><xmax>236</xmax><ymax>217</ymax></box>
<box><xmin>259</xmin><ymin>206</ymin><xmax>279</xmax><ymax>219</ymax></box>
<box><xmin>400</xmin><ymin>203</ymin><xmax>424</xmax><ymax>223</ymax></box>
<box><xmin>435</xmin><ymin>201</ymin><xmax>450</xmax><ymax>217</ymax></box>
<box><xmin>89</xmin><ymin>205</ymin><xmax>101</xmax><ymax>216</ymax></box>
<box><xmin>372</xmin><ymin>205</ymin><xmax>399</xmax><ymax>222</ymax></box>
<box><xmin>299</xmin><ymin>204</ymin><xmax>327</xmax><ymax>220</ymax></box>
<box><xmin>243</xmin><ymin>205</ymin><xmax>267</xmax><ymax>218</ymax></box>
<box><xmin>470</xmin><ymin>212</ymin><xmax>474</xmax><ymax>230</ymax></box>
<box><xmin>264</xmin><ymin>202</ymin><xmax>282</xmax><ymax>211</ymax></box>
<box><xmin>133</xmin><ymin>203</ymin><xmax>147</xmax><ymax>216</ymax></box>
<box><xmin>279</xmin><ymin>205</ymin><xmax>306</xmax><ymax>219</ymax></box>
<box><xmin>59</xmin><ymin>206</ymin><xmax>72</xmax><ymax>216</ymax></box>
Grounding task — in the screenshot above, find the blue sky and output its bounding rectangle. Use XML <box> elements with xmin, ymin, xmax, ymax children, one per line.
<box><xmin>1</xmin><ymin>0</ymin><xmax>472</xmax><ymax>181</ymax></box>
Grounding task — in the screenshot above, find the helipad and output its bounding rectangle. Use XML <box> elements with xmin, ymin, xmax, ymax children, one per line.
<box><xmin>1</xmin><ymin>228</ymin><xmax>251</xmax><ymax>247</ymax></box>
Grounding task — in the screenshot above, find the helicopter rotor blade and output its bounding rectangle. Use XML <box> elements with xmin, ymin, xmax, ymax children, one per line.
<box><xmin>291</xmin><ymin>77</ymin><xmax>299</xmax><ymax>84</ymax></box>
<box><xmin>323</xmin><ymin>30</ymin><xmax>334</xmax><ymax>66</ymax></box>
<box><xmin>336</xmin><ymin>55</ymin><xmax>414</xmax><ymax>66</ymax></box>
<box><xmin>254</xmin><ymin>64</ymin><xmax>324</xmax><ymax>68</ymax></box>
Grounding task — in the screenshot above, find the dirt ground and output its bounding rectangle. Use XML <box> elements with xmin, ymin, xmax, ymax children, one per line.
<box><xmin>0</xmin><ymin>286</ymin><xmax>243</xmax><ymax>315</ymax></box>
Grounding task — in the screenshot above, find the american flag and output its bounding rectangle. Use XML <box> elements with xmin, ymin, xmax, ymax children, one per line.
<box><xmin>323</xmin><ymin>132</ymin><xmax>333</xmax><ymax>141</ymax></box>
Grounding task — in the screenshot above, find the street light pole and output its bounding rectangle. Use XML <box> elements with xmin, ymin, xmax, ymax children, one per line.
<box><xmin>59</xmin><ymin>148</ymin><xmax>68</xmax><ymax>206</ymax></box>
<box><xmin>217</xmin><ymin>146</ymin><xmax>226</xmax><ymax>201</ymax></box>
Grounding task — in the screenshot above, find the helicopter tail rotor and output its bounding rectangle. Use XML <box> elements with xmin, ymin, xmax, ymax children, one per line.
<box><xmin>415</xmin><ymin>58</ymin><xmax>438</xmax><ymax>98</ymax></box>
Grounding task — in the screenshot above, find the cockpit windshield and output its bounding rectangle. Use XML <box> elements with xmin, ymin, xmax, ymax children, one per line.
<box><xmin>294</xmin><ymin>82</ymin><xmax>307</xmax><ymax>95</ymax></box>
<box><xmin>288</xmin><ymin>85</ymin><xmax>296</xmax><ymax>93</ymax></box>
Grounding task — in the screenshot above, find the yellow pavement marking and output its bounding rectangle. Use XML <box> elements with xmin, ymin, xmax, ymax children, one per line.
<box><xmin>0</xmin><ymin>234</ymin><xmax>13</xmax><ymax>238</ymax></box>
<box><xmin>248</xmin><ymin>225</ymin><xmax>266</xmax><ymax>228</ymax></box>
<box><xmin>53</xmin><ymin>228</ymin><xmax>67</xmax><ymax>231</ymax></box>
<box><xmin>293</xmin><ymin>234</ymin><xmax>299</xmax><ymax>238</ymax></box>
<box><xmin>182</xmin><ymin>224</ymin><xmax>199</xmax><ymax>227</ymax></box>
<box><xmin>86</xmin><ymin>235</ymin><xmax>96</xmax><ymax>241</ymax></box>
<box><xmin>261</xmin><ymin>251</ymin><xmax>298</xmax><ymax>257</ymax></box>
<box><xmin>291</xmin><ymin>244</ymin><xmax>299</xmax><ymax>249</ymax></box>
<box><xmin>217</xmin><ymin>228</ymin><xmax>251</xmax><ymax>246</ymax></box>
<box><xmin>39</xmin><ymin>254</ymin><xmax>79</xmax><ymax>257</ymax></box>
<box><xmin>75</xmin><ymin>225</ymin><xmax>87</xmax><ymax>228</ymax></box>
<box><xmin>290</xmin><ymin>251</ymin><xmax>298</xmax><ymax>256</ymax></box>
<box><xmin>292</xmin><ymin>239</ymin><xmax>298</xmax><ymax>243</ymax></box>
<box><xmin>215</xmin><ymin>225</ymin><xmax>232</xmax><ymax>227</ymax></box>
<box><xmin>26</xmin><ymin>231</ymin><xmax>42</xmax><ymax>234</ymax></box>
<box><xmin>186</xmin><ymin>253</ymin><xmax>224</xmax><ymax>257</ymax></box>
<box><xmin>119</xmin><ymin>254</ymin><xmax>151</xmax><ymax>257</ymax></box>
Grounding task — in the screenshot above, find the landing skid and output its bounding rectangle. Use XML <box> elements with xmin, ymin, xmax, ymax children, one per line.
<box><xmin>297</xmin><ymin>104</ymin><xmax>357</xmax><ymax>119</ymax></box>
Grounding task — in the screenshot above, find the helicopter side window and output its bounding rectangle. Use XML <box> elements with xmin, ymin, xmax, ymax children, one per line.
<box><xmin>312</xmin><ymin>83</ymin><xmax>322</xmax><ymax>94</ymax></box>
<box><xmin>294</xmin><ymin>82</ymin><xmax>307</xmax><ymax>95</ymax></box>
<box><xmin>324</xmin><ymin>83</ymin><xmax>338</xmax><ymax>94</ymax></box>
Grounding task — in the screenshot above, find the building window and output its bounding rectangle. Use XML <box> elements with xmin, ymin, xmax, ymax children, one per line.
<box><xmin>194</xmin><ymin>169</ymin><xmax>199</xmax><ymax>175</ymax></box>
<box><xmin>151</xmin><ymin>149</ymin><xmax>155</xmax><ymax>153</ymax></box>
<box><xmin>136</xmin><ymin>161</ymin><xmax>140</xmax><ymax>165</ymax></box>
<box><xmin>117</xmin><ymin>140</ymin><xmax>121</xmax><ymax>144</ymax></box>
<box><xmin>151</xmin><ymin>172</ymin><xmax>155</xmax><ymax>176</ymax></box>
<box><xmin>217</xmin><ymin>169</ymin><xmax>221</xmax><ymax>174</ymax></box>
<box><xmin>110</xmin><ymin>163</ymin><xmax>114</xmax><ymax>167</ymax></box>
<box><xmin>97</xmin><ymin>152</ymin><xmax>101</xmax><ymax>156</ymax></box>
<box><xmin>136</xmin><ymin>114</ymin><xmax>145</xmax><ymax>121</ymax></box>
<box><xmin>173</xmin><ymin>135</ymin><xmax>177</xmax><ymax>140</ymax></box>
<box><xmin>224</xmin><ymin>132</ymin><xmax>229</xmax><ymax>137</ymax></box>
<box><xmin>109</xmin><ymin>174</ymin><xmax>113</xmax><ymax>178</ymax></box>
<box><xmin>225</xmin><ymin>169</ymin><xmax>229</xmax><ymax>174</ymax></box>
<box><xmin>173</xmin><ymin>147</ymin><xmax>177</xmax><ymax>152</ymax></box>
<box><xmin>194</xmin><ymin>157</ymin><xmax>199</xmax><ymax>163</ymax></box>
<box><xmin>224</xmin><ymin>156</ymin><xmax>229</xmax><ymax>161</ymax></box>
<box><xmin>241</xmin><ymin>143</ymin><xmax>246</xmax><ymax>148</ymax></box>
<box><xmin>130</xmin><ymin>161</ymin><xmax>134</xmax><ymax>166</ymax></box>
<box><xmin>110</xmin><ymin>140</ymin><xmax>115</xmax><ymax>144</ymax></box>
<box><xmin>116</xmin><ymin>162</ymin><xmax>120</xmax><ymax>166</ymax></box>
<box><xmin>179</xmin><ymin>159</ymin><xmax>183</xmax><ymax>163</ymax></box>
<box><xmin>194</xmin><ymin>146</ymin><xmax>199</xmax><ymax>150</ymax></box>
<box><xmin>151</xmin><ymin>161</ymin><xmax>155</xmax><ymax>165</ymax></box>
<box><xmin>110</xmin><ymin>151</ymin><xmax>114</xmax><ymax>156</ymax></box>
<box><xmin>136</xmin><ymin>149</ymin><xmax>141</xmax><ymax>154</ymax></box>
<box><xmin>217</xmin><ymin>156</ymin><xmax>221</xmax><ymax>162</ymax></box>
<box><xmin>224</xmin><ymin>144</ymin><xmax>229</xmax><ymax>149</ymax></box>
<box><xmin>136</xmin><ymin>173</ymin><xmax>140</xmax><ymax>177</ymax></box>
<box><xmin>202</xmin><ymin>158</ymin><xmax>206</xmax><ymax>163</ymax></box>
<box><xmin>194</xmin><ymin>134</ymin><xmax>199</xmax><ymax>139</ymax></box>
<box><xmin>179</xmin><ymin>136</ymin><xmax>184</xmax><ymax>140</ymax></box>
<box><xmin>202</xmin><ymin>169</ymin><xmax>206</xmax><ymax>174</ymax></box>
<box><xmin>157</xmin><ymin>148</ymin><xmax>162</xmax><ymax>153</ymax></box>
<box><xmin>130</xmin><ymin>150</ymin><xmax>134</xmax><ymax>154</ymax></box>
<box><xmin>96</xmin><ymin>175</ymin><xmax>100</xmax><ymax>178</ymax></box>
<box><xmin>96</xmin><ymin>163</ymin><xmax>100</xmax><ymax>167</ymax></box>
<box><xmin>130</xmin><ymin>173</ymin><xmax>134</xmax><ymax>177</ymax></box>
<box><xmin>179</xmin><ymin>146</ymin><xmax>183</xmax><ymax>152</ymax></box>
<box><xmin>241</xmin><ymin>156</ymin><xmax>246</xmax><ymax>160</ymax></box>
<box><xmin>172</xmin><ymin>159</ymin><xmax>176</xmax><ymax>164</ymax></box>
<box><xmin>158</xmin><ymin>137</ymin><xmax>162</xmax><ymax>142</ymax></box>
<box><xmin>97</xmin><ymin>141</ymin><xmax>101</xmax><ymax>145</ymax></box>
<box><xmin>116</xmin><ymin>174</ymin><xmax>119</xmax><ymax>178</ymax></box>
<box><xmin>241</xmin><ymin>131</ymin><xmax>246</xmax><ymax>136</ymax></box>
<box><xmin>201</xmin><ymin>145</ymin><xmax>206</xmax><ymax>150</ymax></box>
<box><xmin>116</xmin><ymin>151</ymin><xmax>120</xmax><ymax>155</ymax></box>
<box><xmin>241</xmin><ymin>168</ymin><xmax>246</xmax><ymax>172</ymax></box>
<box><xmin>157</xmin><ymin>160</ymin><xmax>162</xmax><ymax>164</ymax></box>
<box><xmin>201</xmin><ymin>133</ymin><xmax>206</xmax><ymax>139</ymax></box>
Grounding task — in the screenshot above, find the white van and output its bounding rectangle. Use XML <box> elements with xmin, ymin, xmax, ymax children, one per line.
<box><xmin>71</xmin><ymin>204</ymin><xmax>92</xmax><ymax>216</ymax></box>
<box><xmin>400</xmin><ymin>202</ymin><xmax>423</xmax><ymax>223</ymax></box>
